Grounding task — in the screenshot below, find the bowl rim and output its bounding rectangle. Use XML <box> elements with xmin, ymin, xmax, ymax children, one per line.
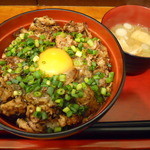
<box><xmin>0</xmin><ymin>8</ymin><xmax>126</xmax><ymax>139</ymax></box>
<box><xmin>101</xmin><ymin>5</ymin><xmax>150</xmax><ymax>59</ymax></box>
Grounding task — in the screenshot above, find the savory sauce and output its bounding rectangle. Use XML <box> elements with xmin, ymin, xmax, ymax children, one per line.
<box><xmin>111</xmin><ymin>23</ymin><xmax>150</xmax><ymax>57</ymax></box>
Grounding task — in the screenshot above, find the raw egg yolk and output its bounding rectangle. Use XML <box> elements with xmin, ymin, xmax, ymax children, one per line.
<box><xmin>38</xmin><ymin>48</ymin><xmax>74</xmax><ymax>77</ymax></box>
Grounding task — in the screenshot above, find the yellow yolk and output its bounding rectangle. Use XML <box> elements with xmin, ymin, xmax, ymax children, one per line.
<box><xmin>38</xmin><ymin>48</ymin><xmax>74</xmax><ymax>77</ymax></box>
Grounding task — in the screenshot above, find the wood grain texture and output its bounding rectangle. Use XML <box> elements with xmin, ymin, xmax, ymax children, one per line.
<box><xmin>0</xmin><ymin>0</ymin><xmax>37</xmax><ymax>5</ymax></box>
<box><xmin>0</xmin><ymin>6</ymin><xmax>113</xmax><ymax>24</ymax></box>
<box><xmin>0</xmin><ymin>0</ymin><xmax>149</xmax><ymax>7</ymax></box>
<box><xmin>38</xmin><ymin>0</ymin><xmax>150</xmax><ymax>7</ymax></box>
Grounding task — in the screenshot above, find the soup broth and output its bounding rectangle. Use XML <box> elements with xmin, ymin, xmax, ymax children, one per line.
<box><xmin>111</xmin><ymin>23</ymin><xmax>150</xmax><ymax>57</ymax></box>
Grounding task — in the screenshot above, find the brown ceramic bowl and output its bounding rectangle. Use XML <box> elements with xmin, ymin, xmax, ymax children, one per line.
<box><xmin>0</xmin><ymin>8</ymin><xmax>125</xmax><ymax>139</ymax></box>
<box><xmin>102</xmin><ymin>5</ymin><xmax>150</xmax><ymax>75</ymax></box>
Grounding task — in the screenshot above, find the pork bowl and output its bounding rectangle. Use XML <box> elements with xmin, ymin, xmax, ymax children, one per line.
<box><xmin>0</xmin><ymin>9</ymin><xmax>125</xmax><ymax>139</ymax></box>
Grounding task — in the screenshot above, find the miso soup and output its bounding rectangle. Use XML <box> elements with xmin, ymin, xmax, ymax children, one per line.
<box><xmin>111</xmin><ymin>23</ymin><xmax>150</xmax><ymax>57</ymax></box>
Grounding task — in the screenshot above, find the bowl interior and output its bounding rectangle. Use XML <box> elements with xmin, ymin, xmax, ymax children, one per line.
<box><xmin>102</xmin><ymin>5</ymin><xmax>150</xmax><ymax>29</ymax></box>
<box><xmin>0</xmin><ymin>9</ymin><xmax>125</xmax><ymax>138</ymax></box>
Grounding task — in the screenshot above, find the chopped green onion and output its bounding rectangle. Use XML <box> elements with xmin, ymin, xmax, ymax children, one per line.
<box><xmin>53</xmin><ymin>32</ymin><xmax>62</xmax><ymax>37</ymax></box>
<box><xmin>57</xmin><ymin>82</ymin><xmax>63</xmax><ymax>88</ymax></box>
<box><xmin>72</xmin><ymin>82</ymin><xmax>78</xmax><ymax>87</ymax></box>
<box><xmin>57</xmin><ymin>88</ymin><xmax>65</xmax><ymax>95</ymax></box>
<box><xmin>78</xmin><ymin>43</ymin><xmax>83</xmax><ymax>50</ymax></box>
<box><xmin>93</xmin><ymin>74</ymin><xmax>100</xmax><ymax>80</ymax></box>
<box><xmin>47</xmin><ymin>128</ymin><xmax>53</xmax><ymax>133</ymax></box>
<box><xmin>75</xmin><ymin>38</ymin><xmax>80</xmax><ymax>42</ymax></box>
<box><xmin>105</xmin><ymin>78</ymin><xmax>112</xmax><ymax>83</ymax></box>
<box><xmin>19</xmin><ymin>33</ymin><xmax>25</xmax><ymax>39</ymax></box>
<box><xmin>97</xmin><ymin>96</ymin><xmax>104</xmax><ymax>103</ymax></box>
<box><xmin>34</xmin><ymin>91</ymin><xmax>42</xmax><ymax>97</ymax></box>
<box><xmin>73</xmin><ymin>59</ymin><xmax>83</xmax><ymax>66</ymax></box>
<box><xmin>76</xmin><ymin>33</ymin><xmax>83</xmax><ymax>38</ymax></box>
<box><xmin>60</xmin><ymin>32</ymin><xmax>67</xmax><ymax>38</ymax></box>
<box><xmin>7</xmin><ymin>68</ymin><xmax>12</xmax><ymax>73</ymax></box>
<box><xmin>89</xmin><ymin>61</ymin><xmax>97</xmax><ymax>71</ymax></box>
<box><xmin>6</xmin><ymin>81</ymin><xmax>12</xmax><ymax>85</ymax></box>
<box><xmin>52</xmin><ymin>75</ymin><xmax>58</xmax><ymax>81</ymax></box>
<box><xmin>65</xmin><ymin>94</ymin><xmax>71</xmax><ymax>101</ymax></box>
<box><xmin>41</xmin><ymin>111</ymin><xmax>48</xmax><ymax>120</ymax></box>
<box><xmin>76</xmin><ymin>83</ymin><xmax>83</xmax><ymax>90</ymax></box>
<box><xmin>47</xmin><ymin>87</ymin><xmax>54</xmax><ymax>96</ymax></box>
<box><xmin>70</xmin><ymin>106</ymin><xmax>77</xmax><ymax>113</ymax></box>
<box><xmin>73</xmin><ymin>104</ymin><xmax>80</xmax><ymax>110</ymax></box>
<box><xmin>81</xmin><ymin>82</ymin><xmax>87</xmax><ymax>89</ymax></box>
<box><xmin>80</xmin><ymin>37</ymin><xmax>85</xmax><ymax>42</ymax></box>
<box><xmin>33</xmin><ymin>70</ymin><xmax>42</xmax><ymax>79</ymax></box>
<box><xmin>96</xmin><ymin>72</ymin><xmax>105</xmax><ymax>78</ymax></box>
<box><xmin>39</xmin><ymin>34</ymin><xmax>46</xmax><ymax>39</ymax></box>
<box><xmin>91</xmin><ymin>85</ymin><xmax>99</xmax><ymax>92</ymax></box>
<box><xmin>64</xmin><ymin>84</ymin><xmax>72</xmax><ymax>91</ymax></box>
<box><xmin>87</xmin><ymin>49</ymin><xmax>98</xmax><ymax>55</ymax></box>
<box><xmin>51</xmin><ymin>80</ymin><xmax>59</xmax><ymax>87</ymax></box>
<box><xmin>26</xmin><ymin>38</ymin><xmax>34</xmax><ymax>46</ymax></box>
<box><xmin>17</xmin><ymin>63</ymin><xmax>22</xmax><ymax>67</ymax></box>
<box><xmin>24</xmin><ymin>33</ymin><xmax>29</xmax><ymax>38</ymax></box>
<box><xmin>66</xmin><ymin>50</ymin><xmax>75</xmax><ymax>57</ymax></box>
<box><xmin>33</xmin><ymin>85</ymin><xmax>41</xmax><ymax>92</ymax></box>
<box><xmin>46</xmin><ymin>80</ymin><xmax>51</xmax><ymax>85</ymax></box>
<box><xmin>10</xmin><ymin>48</ymin><xmax>16</xmax><ymax>54</ymax></box>
<box><xmin>33</xmin><ymin>111</ymin><xmax>41</xmax><ymax>118</ymax></box>
<box><xmin>33</xmin><ymin>55</ymin><xmax>39</xmax><ymax>62</ymax></box>
<box><xmin>101</xmin><ymin>87</ymin><xmax>107</xmax><ymax>96</ymax></box>
<box><xmin>66</xmin><ymin>111</ymin><xmax>73</xmax><ymax>117</ymax></box>
<box><xmin>59</xmin><ymin>74</ymin><xmax>66</xmax><ymax>82</ymax></box>
<box><xmin>84</xmin><ymin>77</ymin><xmax>89</xmax><ymax>83</ymax></box>
<box><xmin>19</xmin><ymin>82</ymin><xmax>25</xmax><ymax>88</ymax></box>
<box><xmin>11</xmin><ymin>79</ymin><xmax>19</xmax><ymax>84</ymax></box>
<box><xmin>106</xmin><ymin>72</ymin><xmax>115</xmax><ymax>83</ymax></box>
<box><xmin>23</xmin><ymin>75</ymin><xmax>34</xmax><ymax>83</ymax></box>
<box><xmin>55</xmin><ymin>99</ymin><xmax>64</xmax><ymax>107</ymax></box>
<box><xmin>78</xmin><ymin>106</ymin><xmax>87</xmax><ymax>115</ymax></box>
<box><xmin>70</xmin><ymin>32</ymin><xmax>78</xmax><ymax>37</ymax></box>
<box><xmin>22</xmin><ymin>47</ymin><xmax>32</xmax><ymax>53</ymax></box>
<box><xmin>63</xmin><ymin>107</ymin><xmax>70</xmax><ymax>113</ymax></box>
<box><xmin>16</xmin><ymin>76</ymin><xmax>22</xmax><ymax>81</ymax></box>
<box><xmin>87</xmin><ymin>39</ymin><xmax>94</xmax><ymax>47</ymax></box>
<box><xmin>0</xmin><ymin>61</ymin><xmax>6</xmax><ymax>65</ymax></box>
<box><xmin>13</xmin><ymin>90</ymin><xmax>22</xmax><ymax>96</ymax></box>
<box><xmin>71</xmin><ymin>45</ymin><xmax>78</xmax><ymax>52</ymax></box>
<box><xmin>93</xmin><ymin>37</ymin><xmax>99</xmax><ymax>41</ymax></box>
<box><xmin>71</xmin><ymin>89</ymin><xmax>78</xmax><ymax>98</ymax></box>
<box><xmin>109</xmin><ymin>72</ymin><xmax>115</xmax><ymax>79</ymax></box>
<box><xmin>5</xmin><ymin>51</ymin><xmax>12</xmax><ymax>57</ymax></box>
<box><xmin>77</xmin><ymin>91</ymin><xmax>84</xmax><ymax>98</ymax></box>
<box><xmin>106</xmin><ymin>92</ymin><xmax>111</xmax><ymax>96</ymax></box>
<box><xmin>15</xmin><ymin>68</ymin><xmax>22</xmax><ymax>74</ymax></box>
<box><xmin>29</xmin><ymin>66</ymin><xmax>36</xmax><ymax>72</ymax></box>
<box><xmin>75</xmin><ymin>51</ymin><xmax>82</xmax><ymax>57</ymax></box>
<box><xmin>36</xmin><ymin>107</ymin><xmax>41</xmax><ymax>112</ymax></box>
<box><xmin>107</xmin><ymin>64</ymin><xmax>112</xmax><ymax>67</ymax></box>
<box><xmin>54</xmin><ymin>127</ymin><xmax>62</xmax><ymax>133</ymax></box>
<box><xmin>84</xmin><ymin>77</ymin><xmax>94</xmax><ymax>85</ymax></box>
<box><xmin>33</xmin><ymin>111</ymin><xmax>48</xmax><ymax>120</ymax></box>
<box><xmin>35</xmin><ymin>39</ymin><xmax>39</xmax><ymax>47</ymax></box>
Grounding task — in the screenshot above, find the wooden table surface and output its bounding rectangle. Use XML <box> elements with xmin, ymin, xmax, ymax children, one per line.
<box><xmin>0</xmin><ymin>5</ymin><xmax>150</xmax><ymax>150</ymax></box>
<box><xmin>0</xmin><ymin>6</ymin><xmax>112</xmax><ymax>23</ymax></box>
